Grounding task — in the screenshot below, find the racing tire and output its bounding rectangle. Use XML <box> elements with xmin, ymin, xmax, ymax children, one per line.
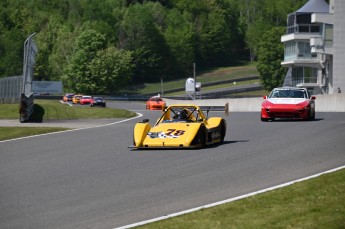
<box><xmin>305</xmin><ymin>109</ymin><xmax>315</xmax><ymax>121</ymax></box>
<box><xmin>261</xmin><ymin>117</ymin><xmax>269</xmax><ymax>122</ymax></box>
<box><xmin>196</xmin><ymin>125</ymin><xmax>207</xmax><ymax>147</ymax></box>
<box><xmin>310</xmin><ymin>109</ymin><xmax>315</xmax><ymax>121</ymax></box>
<box><xmin>219</xmin><ymin>119</ymin><xmax>226</xmax><ymax>142</ymax></box>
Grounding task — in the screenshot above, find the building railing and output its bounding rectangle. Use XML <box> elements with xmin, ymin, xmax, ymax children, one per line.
<box><xmin>286</xmin><ymin>24</ymin><xmax>322</xmax><ymax>35</ymax></box>
<box><xmin>284</xmin><ymin>53</ymin><xmax>318</xmax><ymax>61</ymax></box>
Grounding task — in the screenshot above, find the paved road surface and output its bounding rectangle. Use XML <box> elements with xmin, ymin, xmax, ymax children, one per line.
<box><xmin>1</xmin><ymin>101</ymin><xmax>345</xmax><ymax>229</ymax></box>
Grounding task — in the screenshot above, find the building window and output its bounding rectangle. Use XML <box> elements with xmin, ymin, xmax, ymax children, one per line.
<box><xmin>284</xmin><ymin>41</ymin><xmax>296</xmax><ymax>60</ymax></box>
<box><xmin>324</xmin><ymin>24</ymin><xmax>333</xmax><ymax>47</ymax></box>
<box><xmin>292</xmin><ymin>67</ymin><xmax>304</xmax><ymax>86</ymax></box>
<box><xmin>292</xmin><ymin>67</ymin><xmax>317</xmax><ymax>86</ymax></box>
<box><xmin>298</xmin><ymin>42</ymin><xmax>311</xmax><ymax>57</ymax></box>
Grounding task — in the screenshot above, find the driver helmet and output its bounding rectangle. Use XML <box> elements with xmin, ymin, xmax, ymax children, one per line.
<box><xmin>175</xmin><ymin>110</ymin><xmax>187</xmax><ymax>120</ymax></box>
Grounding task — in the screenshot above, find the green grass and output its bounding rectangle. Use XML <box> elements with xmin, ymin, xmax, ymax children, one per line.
<box><xmin>137</xmin><ymin>168</ymin><xmax>345</xmax><ymax>229</ymax></box>
<box><xmin>0</xmin><ymin>103</ymin><xmax>21</xmax><ymax>119</ymax></box>
<box><xmin>0</xmin><ymin>99</ymin><xmax>136</xmax><ymax>121</ymax></box>
<box><xmin>0</xmin><ymin>127</ymin><xmax>70</xmax><ymax>141</ymax></box>
<box><xmin>125</xmin><ymin>64</ymin><xmax>259</xmax><ymax>95</ymax></box>
<box><xmin>0</xmin><ymin>99</ymin><xmax>137</xmax><ymax>140</ymax></box>
<box><xmin>164</xmin><ymin>79</ymin><xmax>262</xmax><ymax>96</ymax></box>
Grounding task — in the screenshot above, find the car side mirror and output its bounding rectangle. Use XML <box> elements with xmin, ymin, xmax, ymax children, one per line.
<box><xmin>142</xmin><ymin>119</ymin><xmax>149</xmax><ymax>123</ymax></box>
<box><xmin>263</xmin><ymin>95</ymin><xmax>267</xmax><ymax>99</ymax></box>
<box><xmin>311</xmin><ymin>96</ymin><xmax>316</xmax><ymax>100</ymax></box>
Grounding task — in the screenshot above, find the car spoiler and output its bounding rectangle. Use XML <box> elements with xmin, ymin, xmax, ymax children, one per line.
<box><xmin>199</xmin><ymin>102</ymin><xmax>229</xmax><ymax>116</ymax></box>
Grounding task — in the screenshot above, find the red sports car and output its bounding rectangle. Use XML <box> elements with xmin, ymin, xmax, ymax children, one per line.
<box><xmin>261</xmin><ymin>87</ymin><xmax>316</xmax><ymax>121</ymax></box>
<box><xmin>146</xmin><ymin>96</ymin><xmax>166</xmax><ymax>110</ymax></box>
<box><xmin>80</xmin><ymin>95</ymin><xmax>93</xmax><ymax>105</ymax></box>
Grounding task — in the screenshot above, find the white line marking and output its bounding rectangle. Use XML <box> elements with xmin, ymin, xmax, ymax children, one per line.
<box><xmin>0</xmin><ymin>113</ymin><xmax>143</xmax><ymax>143</ymax></box>
<box><xmin>59</xmin><ymin>100</ymin><xmax>73</xmax><ymax>106</ymax></box>
<box><xmin>114</xmin><ymin>165</ymin><xmax>345</xmax><ymax>229</ymax></box>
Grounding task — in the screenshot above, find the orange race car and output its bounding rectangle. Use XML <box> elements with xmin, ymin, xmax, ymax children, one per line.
<box><xmin>63</xmin><ymin>93</ymin><xmax>74</xmax><ymax>102</ymax></box>
<box><xmin>146</xmin><ymin>95</ymin><xmax>166</xmax><ymax>110</ymax></box>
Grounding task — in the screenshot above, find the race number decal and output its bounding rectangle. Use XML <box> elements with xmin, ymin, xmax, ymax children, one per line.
<box><xmin>166</xmin><ymin>129</ymin><xmax>185</xmax><ymax>136</ymax></box>
<box><xmin>147</xmin><ymin>129</ymin><xmax>185</xmax><ymax>139</ymax></box>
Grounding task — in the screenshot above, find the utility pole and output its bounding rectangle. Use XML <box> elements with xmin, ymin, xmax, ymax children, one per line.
<box><xmin>193</xmin><ymin>63</ymin><xmax>196</xmax><ymax>100</ymax></box>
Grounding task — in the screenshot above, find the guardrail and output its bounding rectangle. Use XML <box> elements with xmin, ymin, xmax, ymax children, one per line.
<box><xmin>164</xmin><ymin>94</ymin><xmax>345</xmax><ymax>112</ymax></box>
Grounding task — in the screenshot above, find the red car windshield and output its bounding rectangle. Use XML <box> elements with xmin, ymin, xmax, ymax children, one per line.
<box><xmin>269</xmin><ymin>89</ymin><xmax>307</xmax><ymax>99</ymax></box>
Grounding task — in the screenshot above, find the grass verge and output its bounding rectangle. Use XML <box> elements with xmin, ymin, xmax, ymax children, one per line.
<box><xmin>137</xmin><ymin>168</ymin><xmax>345</xmax><ymax>229</ymax></box>
<box><xmin>0</xmin><ymin>99</ymin><xmax>136</xmax><ymax>121</ymax></box>
<box><xmin>0</xmin><ymin>127</ymin><xmax>70</xmax><ymax>141</ymax></box>
<box><xmin>30</xmin><ymin>99</ymin><xmax>136</xmax><ymax>121</ymax></box>
<box><xmin>125</xmin><ymin>64</ymin><xmax>259</xmax><ymax>95</ymax></box>
<box><xmin>0</xmin><ymin>99</ymin><xmax>137</xmax><ymax>140</ymax></box>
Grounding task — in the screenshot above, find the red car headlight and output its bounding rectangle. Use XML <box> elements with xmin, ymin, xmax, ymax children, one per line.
<box><xmin>297</xmin><ymin>101</ymin><xmax>310</xmax><ymax>110</ymax></box>
<box><xmin>262</xmin><ymin>100</ymin><xmax>273</xmax><ymax>111</ymax></box>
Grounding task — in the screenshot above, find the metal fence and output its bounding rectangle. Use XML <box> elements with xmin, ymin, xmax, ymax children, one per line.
<box><xmin>0</xmin><ymin>75</ymin><xmax>23</xmax><ymax>103</ymax></box>
<box><xmin>0</xmin><ymin>33</ymin><xmax>37</xmax><ymax>122</ymax></box>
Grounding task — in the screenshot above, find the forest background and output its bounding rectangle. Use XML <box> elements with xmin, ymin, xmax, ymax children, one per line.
<box><xmin>0</xmin><ymin>0</ymin><xmax>313</xmax><ymax>94</ymax></box>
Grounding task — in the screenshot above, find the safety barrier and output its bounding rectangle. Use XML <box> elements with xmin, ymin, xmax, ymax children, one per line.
<box><xmin>0</xmin><ymin>76</ymin><xmax>23</xmax><ymax>104</ymax></box>
<box><xmin>164</xmin><ymin>94</ymin><xmax>345</xmax><ymax>112</ymax></box>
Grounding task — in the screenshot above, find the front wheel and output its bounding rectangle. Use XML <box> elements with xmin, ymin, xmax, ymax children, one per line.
<box><xmin>310</xmin><ymin>108</ymin><xmax>315</xmax><ymax>120</ymax></box>
<box><xmin>261</xmin><ymin>117</ymin><xmax>268</xmax><ymax>122</ymax></box>
<box><xmin>195</xmin><ymin>126</ymin><xmax>206</xmax><ymax>147</ymax></box>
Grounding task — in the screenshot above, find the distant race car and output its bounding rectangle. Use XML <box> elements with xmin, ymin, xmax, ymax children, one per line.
<box><xmin>72</xmin><ymin>94</ymin><xmax>83</xmax><ymax>104</ymax></box>
<box><xmin>261</xmin><ymin>87</ymin><xmax>316</xmax><ymax>121</ymax></box>
<box><xmin>130</xmin><ymin>104</ymin><xmax>228</xmax><ymax>149</ymax></box>
<box><xmin>146</xmin><ymin>96</ymin><xmax>166</xmax><ymax>110</ymax></box>
<box><xmin>63</xmin><ymin>93</ymin><xmax>74</xmax><ymax>102</ymax></box>
<box><xmin>80</xmin><ymin>95</ymin><xmax>93</xmax><ymax>105</ymax></box>
<box><xmin>91</xmin><ymin>97</ymin><xmax>106</xmax><ymax>107</ymax></box>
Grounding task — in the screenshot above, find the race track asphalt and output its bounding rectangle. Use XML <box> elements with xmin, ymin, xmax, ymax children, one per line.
<box><xmin>1</xmin><ymin>101</ymin><xmax>345</xmax><ymax>229</ymax></box>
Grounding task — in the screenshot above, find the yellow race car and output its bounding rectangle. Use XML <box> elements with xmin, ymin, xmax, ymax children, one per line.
<box><xmin>130</xmin><ymin>104</ymin><xmax>228</xmax><ymax>149</ymax></box>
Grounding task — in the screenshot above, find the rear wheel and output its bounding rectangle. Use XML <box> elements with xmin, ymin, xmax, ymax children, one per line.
<box><xmin>219</xmin><ymin>119</ymin><xmax>226</xmax><ymax>142</ymax></box>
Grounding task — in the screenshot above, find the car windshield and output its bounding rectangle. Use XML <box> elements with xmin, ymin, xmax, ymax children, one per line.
<box><xmin>156</xmin><ymin>106</ymin><xmax>202</xmax><ymax>125</ymax></box>
<box><xmin>269</xmin><ymin>89</ymin><xmax>307</xmax><ymax>99</ymax></box>
<box><xmin>82</xmin><ymin>96</ymin><xmax>91</xmax><ymax>99</ymax></box>
<box><xmin>94</xmin><ymin>97</ymin><xmax>102</xmax><ymax>100</ymax></box>
<box><xmin>150</xmin><ymin>97</ymin><xmax>163</xmax><ymax>102</ymax></box>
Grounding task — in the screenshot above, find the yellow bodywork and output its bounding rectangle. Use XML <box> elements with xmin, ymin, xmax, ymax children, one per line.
<box><xmin>132</xmin><ymin>104</ymin><xmax>228</xmax><ymax>149</ymax></box>
<box><xmin>134</xmin><ymin>122</ymin><xmax>202</xmax><ymax>148</ymax></box>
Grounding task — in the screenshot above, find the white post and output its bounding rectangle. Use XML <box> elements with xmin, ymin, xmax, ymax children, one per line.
<box><xmin>193</xmin><ymin>63</ymin><xmax>196</xmax><ymax>100</ymax></box>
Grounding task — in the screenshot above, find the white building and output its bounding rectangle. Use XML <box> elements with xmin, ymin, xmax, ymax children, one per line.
<box><xmin>281</xmin><ymin>0</ymin><xmax>344</xmax><ymax>95</ymax></box>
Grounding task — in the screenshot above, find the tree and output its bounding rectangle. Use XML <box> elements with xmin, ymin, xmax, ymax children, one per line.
<box><xmin>256</xmin><ymin>27</ymin><xmax>286</xmax><ymax>91</ymax></box>
<box><xmin>89</xmin><ymin>46</ymin><xmax>134</xmax><ymax>94</ymax></box>
<box><xmin>164</xmin><ymin>9</ymin><xmax>197</xmax><ymax>77</ymax></box>
<box><xmin>64</xmin><ymin>29</ymin><xmax>107</xmax><ymax>93</ymax></box>
<box><xmin>48</xmin><ymin>25</ymin><xmax>81</xmax><ymax>81</ymax></box>
<box><xmin>64</xmin><ymin>29</ymin><xmax>134</xmax><ymax>94</ymax></box>
<box><xmin>118</xmin><ymin>3</ymin><xmax>170</xmax><ymax>82</ymax></box>
<box><xmin>0</xmin><ymin>28</ymin><xmax>24</xmax><ymax>77</ymax></box>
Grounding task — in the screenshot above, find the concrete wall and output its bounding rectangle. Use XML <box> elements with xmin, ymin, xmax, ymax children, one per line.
<box><xmin>332</xmin><ymin>0</ymin><xmax>345</xmax><ymax>94</ymax></box>
<box><xmin>164</xmin><ymin>94</ymin><xmax>345</xmax><ymax>112</ymax></box>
